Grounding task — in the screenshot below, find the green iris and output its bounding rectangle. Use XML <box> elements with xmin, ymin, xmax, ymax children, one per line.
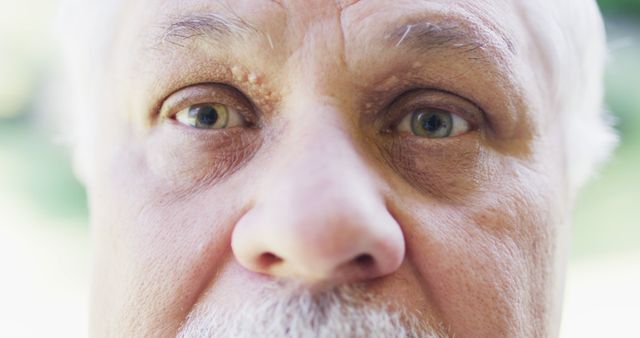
<box><xmin>410</xmin><ymin>109</ymin><xmax>453</xmax><ymax>138</ymax></box>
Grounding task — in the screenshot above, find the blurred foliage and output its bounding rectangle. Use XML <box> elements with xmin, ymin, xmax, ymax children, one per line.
<box><xmin>604</xmin><ymin>36</ymin><xmax>640</xmax><ymax>143</ymax></box>
<box><xmin>571</xmin><ymin>4</ymin><xmax>640</xmax><ymax>258</ymax></box>
<box><xmin>598</xmin><ymin>0</ymin><xmax>640</xmax><ymax>16</ymax></box>
<box><xmin>0</xmin><ymin>118</ymin><xmax>87</xmax><ymax>220</ymax></box>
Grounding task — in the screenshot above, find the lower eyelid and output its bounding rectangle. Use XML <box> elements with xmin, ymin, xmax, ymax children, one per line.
<box><xmin>147</xmin><ymin>124</ymin><xmax>262</xmax><ymax>190</ymax></box>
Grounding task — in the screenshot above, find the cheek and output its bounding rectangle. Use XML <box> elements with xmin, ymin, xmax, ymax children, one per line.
<box><xmin>89</xmin><ymin>140</ymin><xmax>246</xmax><ymax>335</ymax></box>
<box><xmin>397</xmin><ymin>154</ymin><xmax>562</xmax><ymax>337</ymax></box>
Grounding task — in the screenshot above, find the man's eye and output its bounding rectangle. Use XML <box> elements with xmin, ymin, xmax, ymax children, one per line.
<box><xmin>175</xmin><ymin>103</ymin><xmax>245</xmax><ymax>129</ymax></box>
<box><xmin>397</xmin><ymin>109</ymin><xmax>470</xmax><ymax>138</ymax></box>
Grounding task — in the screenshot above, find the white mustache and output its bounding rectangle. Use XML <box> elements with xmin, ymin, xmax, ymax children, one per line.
<box><xmin>176</xmin><ymin>282</ymin><xmax>448</xmax><ymax>338</ymax></box>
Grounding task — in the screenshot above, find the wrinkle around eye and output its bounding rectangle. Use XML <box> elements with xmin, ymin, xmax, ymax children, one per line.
<box><xmin>144</xmin><ymin>122</ymin><xmax>262</xmax><ymax>194</ymax></box>
<box><xmin>379</xmin><ymin>133</ymin><xmax>486</xmax><ymax>203</ymax></box>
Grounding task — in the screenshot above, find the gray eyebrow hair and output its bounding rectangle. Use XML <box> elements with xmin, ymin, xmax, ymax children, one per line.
<box><xmin>389</xmin><ymin>21</ymin><xmax>515</xmax><ymax>60</ymax></box>
<box><xmin>159</xmin><ymin>13</ymin><xmax>258</xmax><ymax>48</ymax></box>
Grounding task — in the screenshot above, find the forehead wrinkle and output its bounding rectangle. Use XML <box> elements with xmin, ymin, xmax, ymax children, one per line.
<box><xmin>156</xmin><ymin>12</ymin><xmax>258</xmax><ymax>49</ymax></box>
<box><xmin>336</xmin><ymin>0</ymin><xmax>362</xmax><ymax>10</ymax></box>
<box><xmin>269</xmin><ymin>0</ymin><xmax>284</xmax><ymax>7</ymax></box>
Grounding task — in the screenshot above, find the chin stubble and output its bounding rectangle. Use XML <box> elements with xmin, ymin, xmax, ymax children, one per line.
<box><xmin>176</xmin><ymin>282</ymin><xmax>448</xmax><ymax>338</ymax></box>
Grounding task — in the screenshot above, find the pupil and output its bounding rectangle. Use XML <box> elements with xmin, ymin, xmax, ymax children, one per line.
<box><xmin>422</xmin><ymin>113</ymin><xmax>443</xmax><ymax>132</ymax></box>
<box><xmin>197</xmin><ymin>106</ymin><xmax>219</xmax><ymax>126</ymax></box>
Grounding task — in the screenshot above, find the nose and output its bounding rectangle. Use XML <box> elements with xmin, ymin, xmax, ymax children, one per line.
<box><xmin>231</xmin><ymin>116</ymin><xmax>405</xmax><ymax>285</ymax></box>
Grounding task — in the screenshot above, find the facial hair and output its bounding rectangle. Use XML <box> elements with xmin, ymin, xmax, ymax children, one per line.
<box><xmin>176</xmin><ymin>282</ymin><xmax>448</xmax><ymax>338</ymax></box>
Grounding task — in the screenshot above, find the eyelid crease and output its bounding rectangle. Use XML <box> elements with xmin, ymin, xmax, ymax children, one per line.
<box><xmin>393</xmin><ymin>101</ymin><xmax>478</xmax><ymax>129</ymax></box>
<box><xmin>157</xmin><ymin>83</ymin><xmax>258</xmax><ymax>127</ymax></box>
<box><xmin>383</xmin><ymin>89</ymin><xmax>484</xmax><ymax>132</ymax></box>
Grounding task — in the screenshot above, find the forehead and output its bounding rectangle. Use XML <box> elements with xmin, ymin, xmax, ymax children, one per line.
<box><xmin>115</xmin><ymin>0</ymin><xmax>537</xmax><ymax>85</ymax></box>
<box><xmin>122</xmin><ymin>0</ymin><xmax>529</xmax><ymax>54</ymax></box>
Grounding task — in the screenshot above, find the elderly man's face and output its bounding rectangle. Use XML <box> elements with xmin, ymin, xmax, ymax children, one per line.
<box><xmin>87</xmin><ymin>0</ymin><xmax>570</xmax><ymax>336</ymax></box>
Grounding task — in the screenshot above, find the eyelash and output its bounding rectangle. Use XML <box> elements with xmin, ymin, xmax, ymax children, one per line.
<box><xmin>158</xmin><ymin>84</ymin><xmax>482</xmax><ymax>137</ymax></box>
<box><xmin>397</xmin><ymin>102</ymin><xmax>474</xmax><ymax>127</ymax></box>
<box><xmin>158</xmin><ymin>83</ymin><xmax>258</xmax><ymax>126</ymax></box>
<box><xmin>382</xmin><ymin>89</ymin><xmax>481</xmax><ymax>132</ymax></box>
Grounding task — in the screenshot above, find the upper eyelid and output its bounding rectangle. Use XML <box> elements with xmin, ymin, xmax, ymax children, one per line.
<box><xmin>396</xmin><ymin>102</ymin><xmax>478</xmax><ymax>129</ymax></box>
<box><xmin>385</xmin><ymin>89</ymin><xmax>483</xmax><ymax>128</ymax></box>
<box><xmin>157</xmin><ymin>84</ymin><xmax>483</xmax><ymax>132</ymax></box>
<box><xmin>157</xmin><ymin>83</ymin><xmax>256</xmax><ymax>123</ymax></box>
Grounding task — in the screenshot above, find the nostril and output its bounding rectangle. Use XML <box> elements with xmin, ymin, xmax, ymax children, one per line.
<box><xmin>354</xmin><ymin>253</ymin><xmax>375</xmax><ymax>269</ymax></box>
<box><xmin>258</xmin><ymin>252</ymin><xmax>283</xmax><ymax>270</ymax></box>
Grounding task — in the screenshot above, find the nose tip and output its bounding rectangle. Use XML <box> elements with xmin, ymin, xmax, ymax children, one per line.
<box><xmin>231</xmin><ymin>199</ymin><xmax>405</xmax><ymax>285</ymax></box>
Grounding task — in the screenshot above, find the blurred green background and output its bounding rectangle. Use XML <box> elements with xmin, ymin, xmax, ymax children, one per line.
<box><xmin>0</xmin><ymin>1</ymin><xmax>638</xmax><ymax>337</ymax></box>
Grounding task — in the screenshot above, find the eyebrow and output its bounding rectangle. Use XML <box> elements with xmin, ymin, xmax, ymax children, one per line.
<box><xmin>159</xmin><ymin>13</ymin><xmax>258</xmax><ymax>48</ymax></box>
<box><xmin>388</xmin><ymin>20</ymin><xmax>516</xmax><ymax>61</ymax></box>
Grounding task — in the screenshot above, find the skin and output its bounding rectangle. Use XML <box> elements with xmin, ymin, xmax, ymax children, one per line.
<box><xmin>86</xmin><ymin>0</ymin><xmax>573</xmax><ymax>336</ymax></box>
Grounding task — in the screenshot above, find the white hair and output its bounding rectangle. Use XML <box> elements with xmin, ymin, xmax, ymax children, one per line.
<box><xmin>514</xmin><ymin>0</ymin><xmax>617</xmax><ymax>195</ymax></box>
<box><xmin>176</xmin><ymin>282</ymin><xmax>447</xmax><ymax>338</ymax></box>
<box><xmin>55</xmin><ymin>0</ymin><xmax>125</xmax><ymax>181</ymax></box>
<box><xmin>55</xmin><ymin>0</ymin><xmax>616</xmax><ymax>190</ymax></box>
